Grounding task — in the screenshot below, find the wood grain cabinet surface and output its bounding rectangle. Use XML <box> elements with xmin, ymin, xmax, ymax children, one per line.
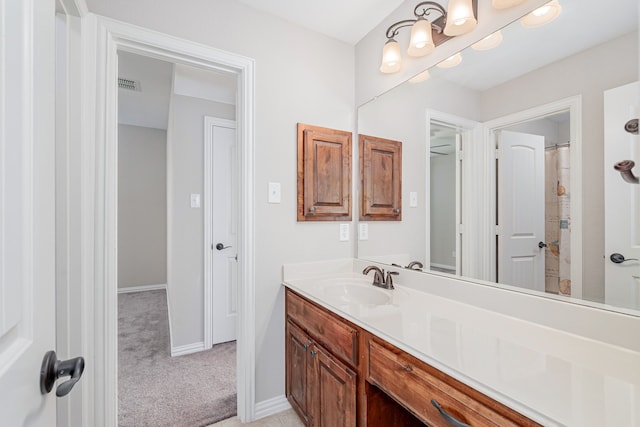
<box><xmin>297</xmin><ymin>123</ymin><xmax>352</xmax><ymax>221</ymax></box>
<box><xmin>359</xmin><ymin>134</ymin><xmax>402</xmax><ymax>221</ymax></box>
<box><xmin>285</xmin><ymin>289</ymin><xmax>540</xmax><ymax>427</ymax></box>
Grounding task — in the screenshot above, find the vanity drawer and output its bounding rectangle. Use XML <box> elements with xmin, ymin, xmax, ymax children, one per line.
<box><xmin>367</xmin><ymin>338</ymin><xmax>537</xmax><ymax>427</ymax></box>
<box><xmin>286</xmin><ymin>290</ymin><xmax>358</xmax><ymax>367</ymax></box>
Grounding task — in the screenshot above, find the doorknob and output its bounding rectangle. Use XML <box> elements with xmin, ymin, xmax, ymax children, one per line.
<box><xmin>610</xmin><ymin>253</ymin><xmax>639</xmax><ymax>264</ymax></box>
<box><xmin>215</xmin><ymin>243</ymin><xmax>231</xmax><ymax>250</ymax></box>
<box><xmin>538</xmin><ymin>241</ymin><xmax>547</xmax><ymax>249</ymax></box>
<box><xmin>614</xmin><ymin>160</ymin><xmax>639</xmax><ymax>184</ymax></box>
<box><xmin>40</xmin><ymin>351</ymin><xmax>85</xmax><ymax>397</ymax></box>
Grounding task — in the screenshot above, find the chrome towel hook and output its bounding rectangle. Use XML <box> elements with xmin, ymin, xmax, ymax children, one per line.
<box><xmin>614</xmin><ymin>160</ymin><xmax>639</xmax><ymax>184</ymax></box>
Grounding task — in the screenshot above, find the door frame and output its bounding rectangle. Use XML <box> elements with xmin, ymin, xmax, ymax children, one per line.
<box><xmin>204</xmin><ymin>116</ymin><xmax>238</xmax><ymax>348</ymax></box>
<box><xmin>82</xmin><ymin>15</ymin><xmax>256</xmax><ymax>424</ymax></box>
<box><xmin>426</xmin><ymin>110</ymin><xmax>482</xmax><ymax>278</ymax></box>
<box><xmin>483</xmin><ymin>95</ymin><xmax>583</xmax><ymax>297</ymax></box>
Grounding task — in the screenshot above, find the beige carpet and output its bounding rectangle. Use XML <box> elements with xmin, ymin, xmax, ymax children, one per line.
<box><xmin>118</xmin><ymin>290</ymin><xmax>236</xmax><ymax>427</ymax></box>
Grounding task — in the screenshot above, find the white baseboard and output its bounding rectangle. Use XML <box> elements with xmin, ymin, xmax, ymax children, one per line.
<box><xmin>117</xmin><ymin>283</ymin><xmax>167</xmax><ymax>294</ymax></box>
<box><xmin>254</xmin><ymin>395</ymin><xmax>291</xmax><ymax>420</ymax></box>
<box><xmin>171</xmin><ymin>342</ymin><xmax>205</xmax><ymax>357</ymax></box>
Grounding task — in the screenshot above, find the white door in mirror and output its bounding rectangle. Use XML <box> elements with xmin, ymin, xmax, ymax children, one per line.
<box><xmin>497</xmin><ymin>130</ymin><xmax>545</xmax><ymax>292</ymax></box>
<box><xmin>604</xmin><ymin>82</ymin><xmax>640</xmax><ymax>310</ymax></box>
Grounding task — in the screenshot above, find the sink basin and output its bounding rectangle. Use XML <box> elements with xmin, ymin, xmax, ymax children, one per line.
<box><xmin>322</xmin><ymin>283</ymin><xmax>391</xmax><ymax>306</ymax></box>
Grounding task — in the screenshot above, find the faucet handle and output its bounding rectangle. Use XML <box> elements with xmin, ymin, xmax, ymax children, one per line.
<box><xmin>385</xmin><ymin>271</ymin><xmax>399</xmax><ymax>289</ymax></box>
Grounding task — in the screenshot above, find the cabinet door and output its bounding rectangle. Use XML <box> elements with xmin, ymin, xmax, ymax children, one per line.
<box><xmin>359</xmin><ymin>134</ymin><xmax>402</xmax><ymax>220</ymax></box>
<box><xmin>286</xmin><ymin>320</ymin><xmax>312</xmax><ymax>424</ymax></box>
<box><xmin>311</xmin><ymin>344</ymin><xmax>357</xmax><ymax>427</ymax></box>
<box><xmin>297</xmin><ymin>123</ymin><xmax>352</xmax><ymax>221</ymax></box>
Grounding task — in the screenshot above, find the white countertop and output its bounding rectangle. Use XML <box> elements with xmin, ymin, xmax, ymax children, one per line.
<box><xmin>282</xmin><ymin>264</ymin><xmax>640</xmax><ymax>426</ymax></box>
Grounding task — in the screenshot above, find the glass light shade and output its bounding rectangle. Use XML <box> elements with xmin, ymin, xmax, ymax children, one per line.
<box><xmin>436</xmin><ymin>53</ymin><xmax>463</xmax><ymax>69</ymax></box>
<box><xmin>407</xmin><ymin>19</ymin><xmax>435</xmax><ymax>57</ymax></box>
<box><xmin>521</xmin><ymin>0</ymin><xmax>562</xmax><ymax>28</ymax></box>
<box><xmin>379</xmin><ymin>39</ymin><xmax>402</xmax><ymax>74</ymax></box>
<box><xmin>444</xmin><ymin>0</ymin><xmax>477</xmax><ymax>36</ymax></box>
<box><xmin>492</xmin><ymin>0</ymin><xmax>526</xmax><ymax>9</ymax></box>
<box><xmin>409</xmin><ymin>70</ymin><xmax>430</xmax><ymax>83</ymax></box>
<box><xmin>471</xmin><ymin>30</ymin><xmax>504</xmax><ymax>51</ymax></box>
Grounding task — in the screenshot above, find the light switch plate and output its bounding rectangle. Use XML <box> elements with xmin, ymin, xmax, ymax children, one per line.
<box><xmin>268</xmin><ymin>182</ymin><xmax>281</xmax><ymax>203</ymax></box>
<box><xmin>339</xmin><ymin>223</ymin><xmax>350</xmax><ymax>241</ymax></box>
<box><xmin>410</xmin><ymin>192</ymin><xmax>418</xmax><ymax>207</ymax></box>
<box><xmin>190</xmin><ymin>194</ymin><xmax>200</xmax><ymax>208</ymax></box>
<box><xmin>359</xmin><ymin>223</ymin><xmax>368</xmax><ymax>241</ymax></box>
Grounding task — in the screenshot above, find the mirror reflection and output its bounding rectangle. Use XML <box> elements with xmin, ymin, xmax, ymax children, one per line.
<box><xmin>357</xmin><ymin>0</ymin><xmax>639</xmax><ymax>313</ymax></box>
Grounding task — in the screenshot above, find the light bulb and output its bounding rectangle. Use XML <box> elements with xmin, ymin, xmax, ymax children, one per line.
<box><xmin>380</xmin><ymin>39</ymin><xmax>402</xmax><ymax>74</ymax></box>
<box><xmin>444</xmin><ymin>0</ymin><xmax>477</xmax><ymax>36</ymax></box>
<box><xmin>521</xmin><ymin>0</ymin><xmax>562</xmax><ymax>28</ymax></box>
<box><xmin>408</xmin><ymin>19</ymin><xmax>435</xmax><ymax>57</ymax></box>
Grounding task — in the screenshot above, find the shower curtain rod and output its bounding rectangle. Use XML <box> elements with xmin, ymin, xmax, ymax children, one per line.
<box><xmin>545</xmin><ymin>142</ymin><xmax>570</xmax><ymax>150</ymax></box>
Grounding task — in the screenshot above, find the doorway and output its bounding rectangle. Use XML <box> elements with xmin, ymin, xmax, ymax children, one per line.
<box><xmin>83</xmin><ymin>17</ymin><xmax>256</xmax><ymax>425</ymax></box>
<box><xmin>484</xmin><ymin>96</ymin><xmax>582</xmax><ymax>298</ymax></box>
<box><xmin>116</xmin><ymin>51</ymin><xmax>240</xmax><ymax>425</ymax></box>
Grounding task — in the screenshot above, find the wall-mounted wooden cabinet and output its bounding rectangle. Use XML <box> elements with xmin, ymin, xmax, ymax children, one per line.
<box><xmin>359</xmin><ymin>134</ymin><xmax>402</xmax><ymax>221</ymax></box>
<box><xmin>297</xmin><ymin>123</ymin><xmax>352</xmax><ymax>221</ymax></box>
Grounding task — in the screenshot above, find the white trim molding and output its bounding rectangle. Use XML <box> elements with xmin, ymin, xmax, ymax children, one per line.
<box><xmin>116</xmin><ymin>283</ymin><xmax>167</xmax><ymax>294</ymax></box>
<box><xmin>254</xmin><ymin>395</ymin><xmax>292</xmax><ymax>420</ymax></box>
<box><xmin>482</xmin><ymin>95</ymin><xmax>583</xmax><ymax>297</ymax></box>
<box><xmin>83</xmin><ymin>14</ymin><xmax>256</xmax><ymax>425</ymax></box>
<box><xmin>171</xmin><ymin>342</ymin><xmax>206</xmax><ymax>357</ymax></box>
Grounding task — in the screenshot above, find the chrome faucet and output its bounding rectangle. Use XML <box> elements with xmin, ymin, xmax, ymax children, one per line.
<box><xmin>363</xmin><ymin>266</ymin><xmax>398</xmax><ymax>290</ymax></box>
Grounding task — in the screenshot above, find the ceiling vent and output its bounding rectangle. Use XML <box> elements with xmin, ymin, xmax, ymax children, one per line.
<box><xmin>118</xmin><ymin>77</ymin><xmax>141</xmax><ymax>91</ymax></box>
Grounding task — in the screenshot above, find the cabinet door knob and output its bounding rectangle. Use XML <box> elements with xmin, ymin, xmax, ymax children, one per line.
<box><xmin>394</xmin><ymin>208</ymin><xmax>400</xmax><ymax>215</ymax></box>
<box><xmin>302</xmin><ymin>343</ymin><xmax>309</xmax><ymax>350</ymax></box>
<box><xmin>309</xmin><ymin>350</ymin><xmax>318</xmax><ymax>357</ymax></box>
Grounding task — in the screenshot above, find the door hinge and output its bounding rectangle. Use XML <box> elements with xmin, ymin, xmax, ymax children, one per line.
<box><xmin>457</xmin><ymin>150</ymin><xmax>464</xmax><ymax>161</ymax></box>
<box><xmin>495</xmin><ymin>225</ymin><xmax>502</xmax><ymax>235</ymax></box>
<box><xmin>458</xmin><ymin>224</ymin><xmax>465</xmax><ymax>234</ymax></box>
<box><xmin>495</xmin><ymin>149</ymin><xmax>500</xmax><ymax>159</ymax></box>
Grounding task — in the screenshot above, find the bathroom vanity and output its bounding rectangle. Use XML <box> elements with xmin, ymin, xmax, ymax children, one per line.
<box><xmin>283</xmin><ymin>259</ymin><xmax>640</xmax><ymax>426</ymax></box>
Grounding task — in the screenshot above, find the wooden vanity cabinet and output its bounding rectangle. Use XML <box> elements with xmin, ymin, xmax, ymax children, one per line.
<box><xmin>286</xmin><ymin>290</ymin><xmax>357</xmax><ymax>426</ymax></box>
<box><xmin>285</xmin><ymin>289</ymin><xmax>539</xmax><ymax>427</ymax></box>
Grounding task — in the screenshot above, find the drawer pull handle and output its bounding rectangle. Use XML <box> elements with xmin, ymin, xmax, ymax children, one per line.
<box><xmin>402</xmin><ymin>364</ymin><xmax>413</xmax><ymax>372</ymax></box>
<box><xmin>431</xmin><ymin>400</ymin><xmax>472</xmax><ymax>427</ymax></box>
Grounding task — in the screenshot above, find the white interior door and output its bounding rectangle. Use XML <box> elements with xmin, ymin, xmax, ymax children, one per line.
<box><xmin>207</xmin><ymin>118</ymin><xmax>238</xmax><ymax>345</ymax></box>
<box><xmin>604</xmin><ymin>81</ymin><xmax>640</xmax><ymax>309</ymax></box>
<box><xmin>0</xmin><ymin>0</ymin><xmax>57</xmax><ymax>424</ymax></box>
<box><xmin>497</xmin><ymin>130</ymin><xmax>545</xmax><ymax>291</ymax></box>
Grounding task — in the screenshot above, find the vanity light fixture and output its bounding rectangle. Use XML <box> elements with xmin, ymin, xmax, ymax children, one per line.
<box><xmin>471</xmin><ymin>30</ymin><xmax>504</xmax><ymax>51</ymax></box>
<box><xmin>521</xmin><ymin>0</ymin><xmax>562</xmax><ymax>28</ymax></box>
<box><xmin>379</xmin><ymin>0</ymin><xmax>478</xmax><ymax>74</ymax></box>
<box><xmin>436</xmin><ymin>52</ymin><xmax>463</xmax><ymax>69</ymax></box>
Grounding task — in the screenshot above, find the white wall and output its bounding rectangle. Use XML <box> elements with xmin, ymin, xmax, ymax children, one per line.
<box><xmin>117</xmin><ymin>124</ymin><xmax>167</xmax><ymax>289</ymax></box>
<box><xmin>481</xmin><ymin>32</ymin><xmax>638</xmax><ymax>302</ymax></box>
<box><xmin>167</xmin><ymin>94</ymin><xmax>234</xmax><ymax>347</ymax></box>
<box><xmin>430</xmin><ymin>153</ymin><xmax>456</xmax><ymax>269</ymax></box>
<box><xmin>86</xmin><ymin>0</ymin><xmax>355</xmax><ymax>403</ymax></box>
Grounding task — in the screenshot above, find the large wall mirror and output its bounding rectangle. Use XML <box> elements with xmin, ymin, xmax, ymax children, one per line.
<box><xmin>357</xmin><ymin>0</ymin><xmax>639</xmax><ymax>314</ymax></box>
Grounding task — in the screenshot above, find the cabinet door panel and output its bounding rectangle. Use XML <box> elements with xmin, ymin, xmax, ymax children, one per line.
<box><xmin>297</xmin><ymin>123</ymin><xmax>352</xmax><ymax>221</ymax></box>
<box><xmin>286</xmin><ymin>320</ymin><xmax>312</xmax><ymax>423</ymax></box>
<box><xmin>359</xmin><ymin>134</ymin><xmax>402</xmax><ymax>220</ymax></box>
<box><xmin>313</xmin><ymin>345</ymin><xmax>357</xmax><ymax>427</ymax></box>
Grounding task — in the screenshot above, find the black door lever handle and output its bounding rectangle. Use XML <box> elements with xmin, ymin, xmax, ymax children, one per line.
<box><xmin>215</xmin><ymin>243</ymin><xmax>232</xmax><ymax>250</ymax></box>
<box><xmin>40</xmin><ymin>350</ymin><xmax>85</xmax><ymax>397</ymax></box>
<box><xmin>610</xmin><ymin>253</ymin><xmax>639</xmax><ymax>264</ymax></box>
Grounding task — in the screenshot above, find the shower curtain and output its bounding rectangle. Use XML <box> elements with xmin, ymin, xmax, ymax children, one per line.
<box><xmin>544</xmin><ymin>145</ymin><xmax>571</xmax><ymax>295</ymax></box>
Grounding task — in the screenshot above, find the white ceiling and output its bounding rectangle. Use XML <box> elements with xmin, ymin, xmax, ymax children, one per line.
<box><xmin>235</xmin><ymin>0</ymin><xmax>405</xmax><ymax>44</ymax></box>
